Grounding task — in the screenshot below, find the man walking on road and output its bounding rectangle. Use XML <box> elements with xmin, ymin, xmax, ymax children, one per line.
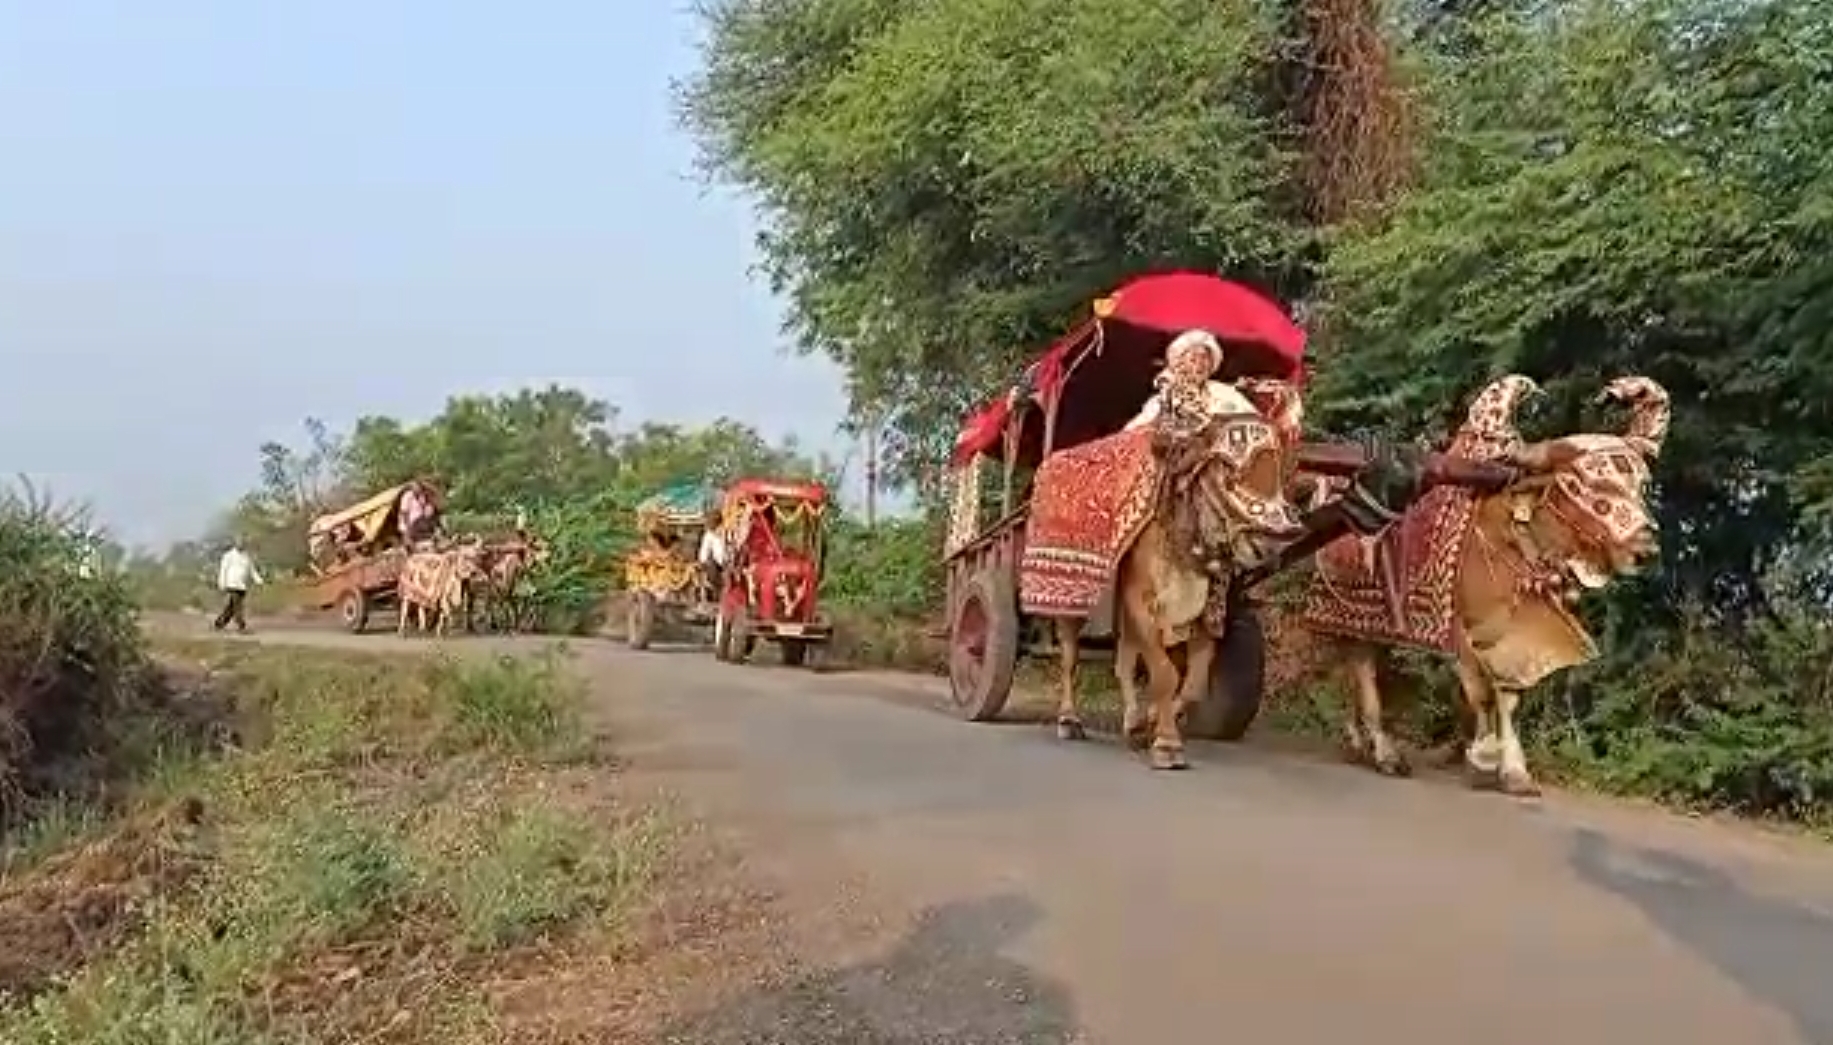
<box><xmin>214</xmin><ymin>537</ymin><xmax>263</xmax><ymax>633</ymax></box>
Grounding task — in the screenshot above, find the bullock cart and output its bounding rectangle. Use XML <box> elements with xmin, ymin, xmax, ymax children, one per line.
<box><xmin>304</xmin><ymin>478</ymin><xmax>443</xmax><ymax>634</ymax></box>
<box><xmin>712</xmin><ymin>478</ymin><xmax>833</xmax><ymax>667</ymax></box>
<box><xmin>623</xmin><ymin>481</ymin><xmax>719</xmax><ymax>650</ymax></box>
<box><xmin>941</xmin><ymin>271</ymin><xmax>1514</xmax><ymax>742</ymax></box>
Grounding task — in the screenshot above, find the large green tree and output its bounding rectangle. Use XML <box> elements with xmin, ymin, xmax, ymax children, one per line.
<box><xmin>683</xmin><ymin>0</ymin><xmax>1301</xmax><ymax>472</ymax></box>
<box><xmin>1315</xmin><ymin>0</ymin><xmax>1833</xmax><ymax>623</ymax></box>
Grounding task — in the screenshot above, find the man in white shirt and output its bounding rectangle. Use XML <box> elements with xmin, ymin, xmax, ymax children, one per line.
<box><xmin>698</xmin><ymin>509</ymin><xmax>729</xmax><ymax>567</ymax></box>
<box><xmin>213</xmin><ymin>537</ymin><xmax>264</xmax><ymax>633</ymax></box>
<box><xmin>696</xmin><ymin>509</ymin><xmax>725</xmax><ymax>597</ymax></box>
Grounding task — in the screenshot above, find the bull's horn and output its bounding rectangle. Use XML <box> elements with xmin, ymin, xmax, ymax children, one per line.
<box><xmin>1597</xmin><ymin>376</ymin><xmax>1669</xmax><ymax>458</ymax></box>
<box><xmin>1462</xmin><ymin>374</ymin><xmax>1540</xmax><ymax>446</ymax></box>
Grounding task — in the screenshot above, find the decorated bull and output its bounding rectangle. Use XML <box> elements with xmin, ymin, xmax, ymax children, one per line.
<box><xmin>1298</xmin><ymin>374</ymin><xmax>1667</xmax><ymax>796</ymax></box>
<box><xmin>397</xmin><ymin>542</ymin><xmax>486</xmax><ymax>638</ymax></box>
<box><xmin>1042</xmin><ymin>331</ymin><xmax>1314</xmax><ymax>768</ymax></box>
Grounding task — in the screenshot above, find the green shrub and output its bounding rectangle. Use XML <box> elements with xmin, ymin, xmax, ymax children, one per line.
<box><xmin>441</xmin><ymin>803</ymin><xmax>661</xmax><ymax>952</ymax></box>
<box><xmin>429</xmin><ymin>648</ymin><xmax>583</xmax><ymax>755</ymax></box>
<box><xmin>0</xmin><ymin>484</ymin><xmax>149</xmax><ymax>820</ymax></box>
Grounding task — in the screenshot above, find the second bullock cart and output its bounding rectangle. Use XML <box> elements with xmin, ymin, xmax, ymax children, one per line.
<box><xmin>942</xmin><ymin>272</ymin><xmax>1512</xmax><ymax>741</ymax></box>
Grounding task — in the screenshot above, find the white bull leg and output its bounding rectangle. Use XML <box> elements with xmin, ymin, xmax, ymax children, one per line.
<box><xmin>1493</xmin><ymin>686</ymin><xmax>1541</xmax><ymax>797</ymax></box>
<box><xmin>1114</xmin><ymin>633</ymin><xmax>1150</xmax><ymax>750</ymax></box>
<box><xmin>1453</xmin><ymin>642</ymin><xmax>1504</xmax><ymax>782</ymax></box>
<box><xmin>1176</xmin><ymin>629</ymin><xmax>1216</xmax><ymax>731</ymax></box>
<box><xmin>1348</xmin><ymin>651</ymin><xmax>1409</xmax><ymax>777</ymax></box>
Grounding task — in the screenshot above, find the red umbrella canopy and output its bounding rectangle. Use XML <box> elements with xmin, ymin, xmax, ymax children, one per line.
<box><xmin>1095</xmin><ymin>271</ymin><xmax>1305</xmax><ymax>370</ymax></box>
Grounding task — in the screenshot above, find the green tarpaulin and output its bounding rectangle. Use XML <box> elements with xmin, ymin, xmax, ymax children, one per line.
<box><xmin>635</xmin><ymin>481</ymin><xmax>715</xmax><ymax>527</ymax></box>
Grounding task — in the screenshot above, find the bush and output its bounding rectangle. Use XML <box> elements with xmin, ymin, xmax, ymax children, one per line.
<box><xmin>823</xmin><ymin>515</ymin><xmax>942</xmax><ymax>620</ymax></box>
<box><xmin>429</xmin><ymin>648</ymin><xmax>583</xmax><ymax>755</ymax></box>
<box><xmin>0</xmin><ymin>486</ymin><xmax>149</xmax><ymax>820</ymax></box>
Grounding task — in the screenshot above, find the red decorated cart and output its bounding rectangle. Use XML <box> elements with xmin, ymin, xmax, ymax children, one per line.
<box><xmin>942</xmin><ymin>271</ymin><xmax>1513</xmax><ymax>739</ymax></box>
<box><xmin>712</xmin><ymin>477</ymin><xmax>833</xmax><ymax>667</ymax></box>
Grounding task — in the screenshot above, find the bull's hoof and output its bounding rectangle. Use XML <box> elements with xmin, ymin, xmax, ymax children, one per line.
<box><xmin>1374</xmin><ymin>752</ymin><xmax>1413</xmax><ymax>778</ymax></box>
<box><xmin>1499</xmin><ymin>769</ymin><xmax>1542</xmax><ymax>798</ymax></box>
<box><xmin>1055</xmin><ymin>718</ymin><xmax>1088</xmax><ymax>742</ymax></box>
<box><xmin>1338</xmin><ymin>736</ymin><xmax>1369</xmax><ymax>765</ymax></box>
<box><xmin>1123</xmin><ymin>722</ymin><xmax>1152</xmax><ymax>751</ymax></box>
<box><xmin>1465</xmin><ymin>763</ymin><xmax>1501</xmax><ymax>791</ymax></box>
<box><xmin>1149</xmin><ymin>744</ymin><xmax>1188</xmax><ymax>771</ymax></box>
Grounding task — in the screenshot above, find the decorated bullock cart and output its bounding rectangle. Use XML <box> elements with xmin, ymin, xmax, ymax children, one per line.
<box><xmin>941</xmin><ymin>272</ymin><xmax>1516</xmax><ymax>758</ymax></box>
<box><xmin>712</xmin><ymin>478</ymin><xmax>833</xmax><ymax>667</ymax></box>
<box><xmin>623</xmin><ymin>481</ymin><xmax>720</xmax><ymax>650</ymax></box>
<box><xmin>305</xmin><ymin>478</ymin><xmax>443</xmax><ymax>633</ymax></box>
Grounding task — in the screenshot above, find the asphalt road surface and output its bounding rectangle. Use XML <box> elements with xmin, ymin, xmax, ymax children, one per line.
<box><xmin>164</xmin><ymin>617</ymin><xmax>1833</xmax><ymax>1045</ymax></box>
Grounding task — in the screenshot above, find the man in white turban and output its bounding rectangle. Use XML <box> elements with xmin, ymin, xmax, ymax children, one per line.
<box><xmin>1124</xmin><ymin>329</ymin><xmax>1259</xmax><ymax>431</ymax></box>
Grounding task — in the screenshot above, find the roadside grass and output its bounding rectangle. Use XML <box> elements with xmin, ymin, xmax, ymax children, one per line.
<box><xmin>0</xmin><ymin>641</ymin><xmax>670</xmax><ymax>1044</ymax></box>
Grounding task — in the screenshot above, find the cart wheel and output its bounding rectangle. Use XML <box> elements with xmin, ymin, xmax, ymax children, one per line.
<box><xmin>1186</xmin><ymin>604</ymin><xmax>1267</xmax><ymax>741</ymax></box>
<box><xmin>781</xmin><ymin>638</ymin><xmax>810</xmax><ymax>667</ymax></box>
<box><xmin>628</xmin><ymin>592</ymin><xmax>656</xmax><ymax>651</ymax></box>
<box><xmin>713</xmin><ymin>606</ymin><xmax>734</xmax><ymax>661</ymax></box>
<box><xmin>728</xmin><ymin>612</ymin><xmax>757</xmax><ymax>664</ymax></box>
<box><xmin>338</xmin><ymin>588</ymin><xmax>370</xmax><ymax>635</ymax></box>
<box><xmin>949</xmin><ymin>568</ymin><xmax>1019</xmax><ymax>722</ymax></box>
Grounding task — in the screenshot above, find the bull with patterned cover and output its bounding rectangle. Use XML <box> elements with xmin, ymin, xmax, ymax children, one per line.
<box><xmin>396</xmin><ymin>543</ymin><xmax>486</xmax><ymax>638</ymax></box>
<box><xmin>1299</xmin><ymin>374</ymin><xmax>1669</xmax><ymax>796</ymax></box>
<box><xmin>1027</xmin><ymin>330</ymin><xmax>1312</xmax><ymax>768</ymax></box>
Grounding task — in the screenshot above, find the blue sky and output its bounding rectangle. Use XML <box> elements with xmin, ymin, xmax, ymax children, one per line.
<box><xmin>0</xmin><ymin>2</ymin><xmax>850</xmax><ymax>547</ymax></box>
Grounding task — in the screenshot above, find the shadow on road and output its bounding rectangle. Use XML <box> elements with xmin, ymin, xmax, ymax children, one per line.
<box><xmin>656</xmin><ymin>893</ymin><xmax>1081</xmax><ymax>1044</ymax></box>
<box><xmin>1569</xmin><ymin>827</ymin><xmax>1833</xmax><ymax>1042</ymax></box>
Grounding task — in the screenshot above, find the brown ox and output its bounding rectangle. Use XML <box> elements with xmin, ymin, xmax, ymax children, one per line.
<box><xmin>470</xmin><ymin>538</ymin><xmax>543</xmax><ymax>633</ymax></box>
<box><xmin>397</xmin><ymin>544</ymin><xmax>485</xmax><ymax>638</ymax></box>
<box><xmin>1299</xmin><ymin>374</ymin><xmax>1667</xmax><ymax>796</ymax></box>
<box><xmin>1047</xmin><ymin>388</ymin><xmax>1307</xmax><ymax>769</ymax></box>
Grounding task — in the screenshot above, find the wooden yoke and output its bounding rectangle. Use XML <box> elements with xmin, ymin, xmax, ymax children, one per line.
<box><xmin>1295</xmin><ymin>441</ymin><xmax>1518</xmax><ymax>492</ymax></box>
<box><xmin>1236</xmin><ymin>440</ymin><xmax>1520</xmax><ymax>598</ymax></box>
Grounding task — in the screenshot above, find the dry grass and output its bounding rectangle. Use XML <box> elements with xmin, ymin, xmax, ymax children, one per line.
<box><xmin>0</xmin><ymin>641</ymin><xmax>674</xmax><ymax>1044</ymax></box>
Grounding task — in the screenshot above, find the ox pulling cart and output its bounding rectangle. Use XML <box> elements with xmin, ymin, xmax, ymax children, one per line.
<box><xmin>941</xmin><ymin>272</ymin><xmax>1514</xmax><ymax>761</ymax></box>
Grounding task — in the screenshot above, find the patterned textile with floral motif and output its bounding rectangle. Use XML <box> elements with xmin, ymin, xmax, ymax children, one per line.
<box><xmin>1018</xmin><ymin>429</ymin><xmax>1160</xmax><ymax>617</ymax></box>
<box><xmin>1298</xmin><ymin>483</ymin><xmax>1473</xmax><ymax>651</ymax></box>
<box><xmin>1298</xmin><ymin>376</ymin><xmax>1534</xmax><ymax>652</ymax></box>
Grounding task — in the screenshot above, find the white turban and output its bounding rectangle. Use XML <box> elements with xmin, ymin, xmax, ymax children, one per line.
<box><xmin>1165</xmin><ymin>329</ymin><xmax>1222</xmax><ymax>374</ymax></box>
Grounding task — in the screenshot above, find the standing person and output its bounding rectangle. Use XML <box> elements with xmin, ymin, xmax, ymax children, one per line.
<box><xmin>697</xmin><ymin>507</ymin><xmax>728</xmax><ymax>599</ymax></box>
<box><xmin>214</xmin><ymin>537</ymin><xmax>263</xmax><ymax>633</ymax></box>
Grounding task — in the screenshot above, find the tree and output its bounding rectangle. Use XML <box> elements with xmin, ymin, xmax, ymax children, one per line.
<box><xmin>682</xmin><ymin>0</ymin><xmax>1301</xmax><ymax>478</ymax></box>
<box><xmin>1314</xmin><ymin>0</ymin><xmax>1833</xmax><ymax>625</ymax></box>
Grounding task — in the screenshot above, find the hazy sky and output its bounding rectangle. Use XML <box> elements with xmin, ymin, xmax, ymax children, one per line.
<box><xmin>0</xmin><ymin>2</ymin><xmax>850</xmax><ymax>547</ymax></box>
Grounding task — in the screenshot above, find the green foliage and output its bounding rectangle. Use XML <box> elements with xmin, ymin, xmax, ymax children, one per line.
<box><xmin>0</xmin><ymin>483</ymin><xmax>149</xmax><ymax>816</ymax></box>
<box><xmin>442</xmin><ymin>803</ymin><xmax>662</xmax><ymax>952</ymax></box>
<box><xmin>822</xmin><ymin>514</ymin><xmax>942</xmax><ymax>619</ymax></box>
<box><xmin>681</xmin><ymin>0</ymin><xmax>1300</xmax><ymax>472</ymax></box>
<box><xmin>429</xmin><ymin>649</ymin><xmax>583</xmax><ymax>755</ymax></box>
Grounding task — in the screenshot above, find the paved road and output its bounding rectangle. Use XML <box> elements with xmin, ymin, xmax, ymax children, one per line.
<box><xmin>173</xmin><ymin>619</ymin><xmax>1833</xmax><ymax>1044</ymax></box>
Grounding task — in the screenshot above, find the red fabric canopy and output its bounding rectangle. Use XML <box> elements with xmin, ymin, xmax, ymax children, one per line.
<box><xmin>1095</xmin><ymin>271</ymin><xmax>1305</xmax><ymax>360</ymax></box>
<box><xmin>951</xmin><ymin>272</ymin><xmax>1305</xmax><ymax>464</ymax></box>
